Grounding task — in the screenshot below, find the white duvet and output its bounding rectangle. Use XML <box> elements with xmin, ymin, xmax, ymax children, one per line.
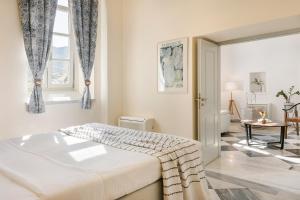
<box><xmin>0</xmin><ymin>132</ymin><xmax>161</xmax><ymax>200</ymax></box>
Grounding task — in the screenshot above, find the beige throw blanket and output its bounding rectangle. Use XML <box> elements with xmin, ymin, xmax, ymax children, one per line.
<box><xmin>61</xmin><ymin>123</ymin><xmax>208</xmax><ymax>200</ymax></box>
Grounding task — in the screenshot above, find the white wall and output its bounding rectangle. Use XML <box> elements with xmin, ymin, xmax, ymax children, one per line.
<box><xmin>122</xmin><ymin>0</ymin><xmax>300</xmax><ymax>139</ymax></box>
<box><xmin>221</xmin><ymin>34</ymin><xmax>300</xmax><ymax>121</ymax></box>
<box><xmin>0</xmin><ymin>0</ymin><xmax>124</xmax><ymax>140</ymax></box>
<box><xmin>2</xmin><ymin>0</ymin><xmax>300</xmax><ymax>140</ymax></box>
<box><xmin>0</xmin><ymin>0</ymin><xmax>102</xmax><ymax>140</ymax></box>
<box><xmin>106</xmin><ymin>0</ymin><xmax>123</xmax><ymax>125</ymax></box>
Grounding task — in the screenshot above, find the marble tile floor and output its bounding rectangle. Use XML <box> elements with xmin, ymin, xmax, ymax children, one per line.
<box><xmin>206</xmin><ymin>123</ymin><xmax>300</xmax><ymax>200</ymax></box>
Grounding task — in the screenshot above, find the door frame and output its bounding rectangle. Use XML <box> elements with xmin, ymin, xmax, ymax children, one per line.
<box><xmin>194</xmin><ymin>19</ymin><xmax>300</xmax><ymax>164</ymax></box>
<box><xmin>196</xmin><ymin>38</ymin><xmax>221</xmax><ymax>165</ymax></box>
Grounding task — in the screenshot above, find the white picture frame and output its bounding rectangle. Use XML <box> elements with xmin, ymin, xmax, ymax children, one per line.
<box><xmin>157</xmin><ymin>38</ymin><xmax>188</xmax><ymax>93</ymax></box>
<box><xmin>249</xmin><ymin>72</ymin><xmax>266</xmax><ymax>93</ymax></box>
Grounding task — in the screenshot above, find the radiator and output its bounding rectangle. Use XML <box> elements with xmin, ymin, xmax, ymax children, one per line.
<box><xmin>118</xmin><ymin>116</ymin><xmax>154</xmax><ymax>131</ymax></box>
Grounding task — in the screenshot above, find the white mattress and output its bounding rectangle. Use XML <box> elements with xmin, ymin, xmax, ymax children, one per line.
<box><xmin>0</xmin><ymin>132</ymin><xmax>161</xmax><ymax>200</ymax></box>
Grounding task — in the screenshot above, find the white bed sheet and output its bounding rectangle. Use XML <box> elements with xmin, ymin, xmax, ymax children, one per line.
<box><xmin>0</xmin><ymin>174</ymin><xmax>39</xmax><ymax>200</ymax></box>
<box><xmin>0</xmin><ymin>132</ymin><xmax>161</xmax><ymax>200</ymax></box>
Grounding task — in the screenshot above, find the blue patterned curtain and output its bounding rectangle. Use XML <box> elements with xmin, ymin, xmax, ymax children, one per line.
<box><xmin>70</xmin><ymin>0</ymin><xmax>98</xmax><ymax>109</ymax></box>
<box><xmin>18</xmin><ymin>0</ymin><xmax>58</xmax><ymax>113</ymax></box>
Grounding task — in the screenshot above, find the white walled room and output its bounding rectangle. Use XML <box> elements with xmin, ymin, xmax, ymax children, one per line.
<box><xmin>221</xmin><ymin>33</ymin><xmax>300</xmax><ymax>122</ymax></box>
<box><xmin>1</xmin><ymin>0</ymin><xmax>300</xmax><ymax>200</ymax></box>
<box><xmin>2</xmin><ymin>0</ymin><xmax>300</xmax><ymax>139</ymax></box>
<box><xmin>121</xmin><ymin>0</ymin><xmax>300</xmax><ymax>139</ymax></box>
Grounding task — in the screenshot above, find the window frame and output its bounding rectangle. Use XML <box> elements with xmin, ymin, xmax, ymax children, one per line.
<box><xmin>46</xmin><ymin>3</ymin><xmax>75</xmax><ymax>91</ymax></box>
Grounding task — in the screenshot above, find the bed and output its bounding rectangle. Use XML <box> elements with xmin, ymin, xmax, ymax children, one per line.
<box><xmin>0</xmin><ymin>123</ymin><xmax>208</xmax><ymax>200</ymax></box>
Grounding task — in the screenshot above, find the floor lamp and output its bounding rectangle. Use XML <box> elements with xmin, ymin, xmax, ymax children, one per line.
<box><xmin>225</xmin><ymin>82</ymin><xmax>241</xmax><ymax>120</ymax></box>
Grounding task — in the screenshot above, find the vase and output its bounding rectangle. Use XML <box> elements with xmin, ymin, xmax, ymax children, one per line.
<box><xmin>284</xmin><ymin>102</ymin><xmax>294</xmax><ymax>113</ymax></box>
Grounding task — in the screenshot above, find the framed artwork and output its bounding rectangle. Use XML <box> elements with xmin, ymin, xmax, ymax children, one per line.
<box><xmin>157</xmin><ymin>38</ymin><xmax>188</xmax><ymax>93</ymax></box>
<box><xmin>249</xmin><ymin>72</ymin><xmax>266</xmax><ymax>93</ymax></box>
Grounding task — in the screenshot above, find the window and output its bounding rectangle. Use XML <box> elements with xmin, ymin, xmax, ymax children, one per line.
<box><xmin>48</xmin><ymin>0</ymin><xmax>73</xmax><ymax>89</ymax></box>
<box><xmin>27</xmin><ymin>0</ymin><xmax>74</xmax><ymax>90</ymax></box>
<box><xmin>26</xmin><ymin>0</ymin><xmax>96</xmax><ymax>104</ymax></box>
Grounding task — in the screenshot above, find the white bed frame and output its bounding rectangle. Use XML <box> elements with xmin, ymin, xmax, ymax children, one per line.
<box><xmin>119</xmin><ymin>179</ymin><xmax>163</xmax><ymax>200</ymax></box>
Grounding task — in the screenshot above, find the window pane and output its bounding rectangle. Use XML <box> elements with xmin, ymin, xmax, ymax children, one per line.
<box><xmin>58</xmin><ymin>0</ymin><xmax>68</xmax><ymax>7</ymax></box>
<box><xmin>53</xmin><ymin>10</ymin><xmax>69</xmax><ymax>34</ymax></box>
<box><xmin>52</xmin><ymin>35</ymin><xmax>69</xmax><ymax>59</ymax></box>
<box><xmin>50</xmin><ymin>61</ymin><xmax>70</xmax><ymax>85</ymax></box>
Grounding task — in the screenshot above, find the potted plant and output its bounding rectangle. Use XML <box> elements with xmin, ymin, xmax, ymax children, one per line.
<box><xmin>276</xmin><ymin>86</ymin><xmax>300</xmax><ymax>111</ymax></box>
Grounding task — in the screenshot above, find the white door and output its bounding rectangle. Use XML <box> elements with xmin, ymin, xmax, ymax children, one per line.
<box><xmin>197</xmin><ymin>39</ymin><xmax>220</xmax><ymax>165</ymax></box>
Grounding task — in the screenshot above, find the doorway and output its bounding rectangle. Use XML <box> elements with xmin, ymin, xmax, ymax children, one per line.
<box><xmin>196</xmin><ymin>15</ymin><xmax>300</xmax><ymax>200</ymax></box>
<box><xmin>196</xmin><ymin>15</ymin><xmax>300</xmax><ymax>165</ymax></box>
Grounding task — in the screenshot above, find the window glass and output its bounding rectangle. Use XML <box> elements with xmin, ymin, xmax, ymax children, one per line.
<box><xmin>58</xmin><ymin>0</ymin><xmax>68</xmax><ymax>7</ymax></box>
<box><xmin>50</xmin><ymin>61</ymin><xmax>70</xmax><ymax>85</ymax></box>
<box><xmin>52</xmin><ymin>35</ymin><xmax>69</xmax><ymax>59</ymax></box>
<box><xmin>53</xmin><ymin>10</ymin><xmax>69</xmax><ymax>34</ymax></box>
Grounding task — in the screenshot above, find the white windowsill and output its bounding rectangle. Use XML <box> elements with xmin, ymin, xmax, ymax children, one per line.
<box><xmin>44</xmin><ymin>91</ymin><xmax>82</xmax><ymax>105</ymax></box>
<box><xmin>26</xmin><ymin>90</ymin><xmax>95</xmax><ymax>105</ymax></box>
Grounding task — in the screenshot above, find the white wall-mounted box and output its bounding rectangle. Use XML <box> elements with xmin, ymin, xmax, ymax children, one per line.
<box><xmin>118</xmin><ymin>116</ymin><xmax>154</xmax><ymax>131</ymax></box>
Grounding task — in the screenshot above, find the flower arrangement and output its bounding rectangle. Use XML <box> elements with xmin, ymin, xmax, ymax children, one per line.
<box><xmin>258</xmin><ymin>111</ymin><xmax>267</xmax><ymax>124</ymax></box>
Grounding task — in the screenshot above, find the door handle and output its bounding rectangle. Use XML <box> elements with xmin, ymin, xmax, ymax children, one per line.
<box><xmin>194</xmin><ymin>97</ymin><xmax>207</xmax><ymax>102</ymax></box>
<box><xmin>194</xmin><ymin>97</ymin><xmax>207</xmax><ymax>108</ymax></box>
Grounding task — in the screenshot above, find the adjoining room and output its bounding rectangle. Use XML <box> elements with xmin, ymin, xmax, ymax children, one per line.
<box><xmin>1</xmin><ymin>1</ymin><xmax>300</xmax><ymax>200</ymax></box>
<box><xmin>206</xmin><ymin>32</ymin><xmax>300</xmax><ymax>199</ymax></box>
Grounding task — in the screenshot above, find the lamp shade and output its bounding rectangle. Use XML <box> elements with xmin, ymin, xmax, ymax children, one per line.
<box><xmin>225</xmin><ymin>81</ymin><xmax>238</xmax><ymax>91</ymax></box>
